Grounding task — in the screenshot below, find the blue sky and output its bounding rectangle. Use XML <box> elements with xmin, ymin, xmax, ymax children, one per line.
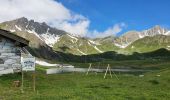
<box><xmin>0</xmin><ymin>0</ymin><xmax>170</xmax><ymax>37</ymax></box>
<box><xmin>58</xmin><ymin>0</ymin><xmax>170</xmax><ymax>36</ymax></box>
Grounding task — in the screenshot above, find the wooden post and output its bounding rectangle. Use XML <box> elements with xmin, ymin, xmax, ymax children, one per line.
<box><xmin>112</xmin><ymin>71</ymin><xmax>119</xmax><ymax>80</ymax></box>
<box><xmin>86</xmin><ymin>63</ymin><xmax>91</xmax><ymax>75</ymax></box>
<box><xmin>104</xmin><ymin>64</ymin><xmax>109</xmax><ymax>79</ymax></box>
<box><xmin>21</xmin><ymin>70</ymin><xmax>24</xmax><ymax>93</ymax></box>
<box><xmin>33</xmin><ymin>71</ymin><xmax>36</xmax><ymax>92</ymax></box>
<box><xmin>109</xmin><ymin>64</ymin><xmax>112</xmax><ymax>78</ymax></box>
<box><xmin>104</xmin><ymin>64</ymin><xmax>112</xmax><ymax>79</ymax></box>
<box><xmin>33</xmin><ymin>58</ymin><xmax>36</xmax><ymax>92</ymax></box>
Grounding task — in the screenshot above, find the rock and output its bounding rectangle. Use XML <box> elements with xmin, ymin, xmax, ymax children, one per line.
<box><xmin>139</xmin><ymin>75</ymin><xmax>144</xmax><ymax>77</ymax></box>
<box><xmin>156</xmin><ymin>75</ymin><xmax>160</xmax><ymax>77</ymax></box>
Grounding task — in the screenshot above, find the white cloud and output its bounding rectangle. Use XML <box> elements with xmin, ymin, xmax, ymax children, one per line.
<box><xmin>0</xmin><ymin>0</ymin><xmax>89</xmax><ymax>36</ymax></box>
<box><xmin>58</xmin><ymin>19</ymin><xmax>90</xmax><ymax>36</ymax></box>
<box><xmin>89</xmin><ymin>23</ymin><xmax>126</xmax><ymax>38</ymax></box>
<box><xmin>0</xmin><ymin>0</ymin><xmax>125</xmax><ymax>37</ymax></box>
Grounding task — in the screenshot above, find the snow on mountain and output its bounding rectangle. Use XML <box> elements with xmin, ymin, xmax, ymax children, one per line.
<box><xmin>15</xmin><ymin>25</ymin><xmax>22</xmax><ymax>31</ymax></box>
<box><xmin>89</xmin><ymin>40</ymin><xmax>101</xmax><ymax>45</ymax></box>
<box><xmin>26</xmin><ymin>29</ymin><xmax>44</xmax><ymax>41</ymax></box>
<box><xmin>0</xmin><ymin>17</ymin><xmax>69</xmax><ymax>47</ymax></box>
<box><xmin>164</xmin><ymin>31</ymin><xmax>170</xmax><ymax>35</ymax></box>
<box><xmin>114</xmin><ymin>25</ymin><xmax>170</xmax><ymax>49</ymax></box>
<box><xmin>67</xmin><ymin>34</ymin><xmax>78</xmax><ymax>43</ymax></box>
<box><xmin>36</xmin><ymin>60</ymin><xmax>59</xmax><ymax>66</ymax></box>
<box><xmin>114</xmin><ymin>43</ymin><xmax>129</xmax><ymax>48</ymax></box>
<box><xmin>94</xmin><ymin>46</ymin><xmax>103</xmax><ymax>53</ymax></box>
<box><xmin>88</xmin><ymin>40</ymin><xmax>103</xmax><ymax>53</ymax></box>
<box><xmin>139</xmin><ymin>25</ymin><xmax>168</xmax><ymax>38</ymax></box>
<box><xmin>41</xmin><ymin>33</ymin><xmax>60</xmax><ymax>47</ymax></box>
<box><xmin>10</xmin><ymin>29</ymin><xmax>16</xmax><ymax>32</ymax></box>
<box><xmin>77</xmin><ymin>49</ymin><xmax>87</xmax><ymax>55</ymax></box>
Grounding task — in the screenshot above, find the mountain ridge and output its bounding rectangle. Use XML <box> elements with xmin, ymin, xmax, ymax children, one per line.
<box><xmin>0</xmin><ymin>17</ymin><xmax>170</xmax><ymax>57</ymax></box>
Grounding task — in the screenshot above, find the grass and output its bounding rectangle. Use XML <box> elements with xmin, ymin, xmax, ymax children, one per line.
<box><xmin>0</xmin><ymin>64</ymin><xmax>170</xmax><ymax>100</ymax></box>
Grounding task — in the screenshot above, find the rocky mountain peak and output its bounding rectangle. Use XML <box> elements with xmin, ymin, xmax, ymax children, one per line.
<box><xmin>0</xmin><ymin>17</ymin><xmax>70</xmax><ymax>47</ymax></box>
<box><xmin>114</xmin><ymin>25</ymin><xmax>170</xmax><ymax>48</ymax></box>
<box><xmin>140</xmin><ymin>25</ymin><xmax>168</xmax><ymax>38</ymax></box>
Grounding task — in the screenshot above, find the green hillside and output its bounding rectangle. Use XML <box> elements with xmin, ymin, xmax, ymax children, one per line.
<box><xmin>0</xmin><ymin>65</ymin><xmax>170</xmax><ymax>100</ymax></box>
<box><xmin>124</xmin><ymin>35</ymin><xmax>170</xmax><ymax>53</ymax></box>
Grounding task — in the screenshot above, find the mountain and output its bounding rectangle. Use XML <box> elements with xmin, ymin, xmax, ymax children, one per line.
<box><xmin>0</xmin><ymin>17</ymin><xmax>67</xmax><ymax>47</ymax></box>
<box><xmin>125</xmin><ymin>35</ymin><xmax>170</xmax><ymax>53</ymax></box>
<box><xmin>53</xmin><ymin>35</ymin><xmax>119</xmax><ymax>55</ymax></box>
<box><xmin>0</xmin><ymin>17</ymin><xmax>118</xmax><ymax>57</ymax></box>
<box><xmin>114</xmin><ymin>25</ymin><xmax>170</xmax><ymax>49</ymax></box>
<box><xmin>1</xmin><ymin>17</ymin><xmax>170</xmax><ymax>61</ymax></box>
<box><xmin>0</xmin><ymin>17</ymin><xmax>66</xmax><ymax>61</ymax></box>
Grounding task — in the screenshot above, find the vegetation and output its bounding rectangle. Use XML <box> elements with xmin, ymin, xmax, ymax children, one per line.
<box><xmin>125</xmin><ymin>35</ymin><xmax>170</xmax><ymax>53</ymax></box>
<box><xmin>0</xmin><ymin>64</ymin><xmax>170</xmax><ymax>100</ymax></box>
<box><xmin>53</xmin><ymin>35</ymin><xmax>99</xmax><ymax>55</ymax></box>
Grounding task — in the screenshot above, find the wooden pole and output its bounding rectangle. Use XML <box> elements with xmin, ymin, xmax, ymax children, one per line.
<box><xmin>33</xmin><ymin>71</ymin><xmax>36</xmax><ymax>92</ymax></box>
<box><xmin>86</xmin><ymin>63</ymin><xmax>91</xmax><ymax>75</ymax></box>
<box><xmin>104</xmin><ymin>64</ymin><xmax>112</xmax><ymax>79</ymax></box>
<box><xmin>104</xmin><ymin>64</ymin><xmax>109</xmax><ymax>79</ymax></box>
<box><xmin>21</xmin><ymin>70</ymin><xmax>24</xmax><ymax>93</ymax></box>
<box><xmin>33</xmin><ymin>58</ymin><xmax>36</xmax><ymax>92</ymax></box>
<box><xmin>112</xmin><ymin>71</ymin><xmax>119</xmax><ymax>80</ymax></box>
<box><xmin>108</xmin><ymin>64</ymin><xmax>112</xmax><ymax>78</ymax></box>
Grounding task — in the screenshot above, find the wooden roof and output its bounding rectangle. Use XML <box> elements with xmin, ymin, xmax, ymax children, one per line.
<box><xmin>0</xmin><ymin>29</ymin><xmax>29</xmax><ymax>47</ymax></box>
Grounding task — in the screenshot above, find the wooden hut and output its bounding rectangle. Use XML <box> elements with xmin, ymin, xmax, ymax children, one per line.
<box><xmin>0</xmin><ymin>29</ymin><xmax>29</xmax><ymax>75</ymax></box>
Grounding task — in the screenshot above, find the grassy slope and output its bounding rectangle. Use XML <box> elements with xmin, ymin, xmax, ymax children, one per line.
<box><xmin>95</xmin><ymin>36</ymin><xmax>120</xmax><ymax>52</ymax></box>
<box><xmin>0</xmin><ymin>64</ymin><xmax>170</xmax><ymax>100</ymax></box>
<box><xmin>53</xmin><ymin>35</ymin><xmax>120</xmax><ymax>55</ymax></box>
<box><xmin>53</xmin><ymin>35</ymin><xmax>98</xmax><ymax>55</ymax></box>
<box><xmin>125</xmin><ymin>35</ymin><xmax>170</xmax><ymax>53</ymax></box>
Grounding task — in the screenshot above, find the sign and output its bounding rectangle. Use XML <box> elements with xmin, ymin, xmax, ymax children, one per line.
<box><xmin>21</xmin><ymin>57</ymin><xmax>35</xmax><ymax>71</ymax></box>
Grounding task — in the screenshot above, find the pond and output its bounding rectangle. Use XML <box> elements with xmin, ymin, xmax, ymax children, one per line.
<box><xmin>46</xmin><ymin>67</ymin><xmax>151</xmax><ymax>74</ymax></box>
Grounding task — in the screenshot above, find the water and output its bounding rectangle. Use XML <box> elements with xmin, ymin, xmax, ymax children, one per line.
<box><xmin>46</xmin><ymin>67</ymin><xmax>150</xmax><ymax>74</ymax></box>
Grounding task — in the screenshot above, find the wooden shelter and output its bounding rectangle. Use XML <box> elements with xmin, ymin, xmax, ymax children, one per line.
<box><xmin>0</xmin><ymin>29</ymin><xmax>29</xmax><ymax>75</ymax></box>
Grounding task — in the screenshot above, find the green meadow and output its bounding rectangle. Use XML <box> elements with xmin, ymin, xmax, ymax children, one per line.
<box><xmin>0</xmin><ymin>60</ymin><xmax>170</xmax><ymax>100</ymax></box>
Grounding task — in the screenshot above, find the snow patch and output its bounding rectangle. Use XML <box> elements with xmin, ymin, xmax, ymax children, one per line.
<box><xmin>88</xmin><ymin>42</ymin><xmax>91</xmax><ymax>45</ymax></box>
<box><xmin>89</xmin><ymin>40</ymin><xmax>101</xmax><ymax>45</ymax></box>
<box><xmin>67</xmin><ymin>34</ymin><xmax>78</xmax><ymax>42</ymax></box>
<box><xmin>167</xmin><ymin>45</ymin><xmax>170</xmax><ymax>50</ymax></box>
<box><xmin>26</xmin><ymin>29</ymin><xmax>43</xmax><ymax>41</ymax></box>
<box><xmin>41</xmin><ymin>33</ymin><xmax>60</xmax><ymax>47</ymax></box>
<box><xmin>138</xmin><ymin>33</ymin><xmax>144</xmax><ymax>38</ymax></box>
<box><xmin>36</xmin><ymin>60</ymin><xmax>74</xmax><ymax>68</ymax></box>
<box><xmin>10</xmin><ymin>30</ymin><xmax>16</xmax><ymax>32</ymax></box>
<box><xmin>15</xmin><ymin>25</ymin><xmax>22</xmax><ymax>31</ymax></box>
<box><xmin>114</xmin><ymin>43</ymin><xmax>128</xmax><ymax>48</ymax></box>
<box><xmin>164</xmin><ymin>31</ymin><xmax>170</xmax><ymax>35</ymax></box>
<box><xmin>77</xmin><ymin>49</ymin><xmax>87</xmax><ymax>55</ymax></box>
<box><xmin>158</xmin><ymin>30</ymin><xmax>161</xmax><ymax>34</ymax></box>
<box><xmin>88</xmin><ymin>40</ymin><xmax>103</xmax><ymax>53</ymax></box>
<box><xmin>94</xmin><ymin>46</ymin><xmax>103</xmax><ymax>53</ymax></box>
<box><xmin>36</xmin><ymin>60</ymin><xmax>59</xmax><ymax>67</ymax></box>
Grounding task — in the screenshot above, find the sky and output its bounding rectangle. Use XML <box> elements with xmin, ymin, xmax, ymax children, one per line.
<box><xmin>0</xmin><ymin>0</ymin><xmax>170</xmax><ymax>38</ymax></box>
